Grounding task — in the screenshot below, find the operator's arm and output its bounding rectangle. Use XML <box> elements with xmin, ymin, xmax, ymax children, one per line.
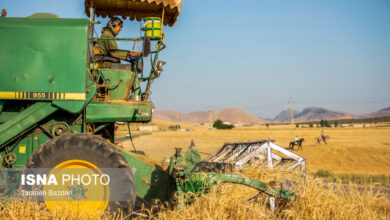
<box><xmin>99</xmin><ymin>30</ymin><xmax>138</xmax><ymax>60</ymax></box>
<box><xmin>109</xmin><ymin>49</ymin><xmax>129</xmax><ymax>60</ymax></box>
<box><xmin>107</xmin><ymin>41</ymin><xmax>141</xmax><ymax>60</ymax></box>
<box><xmin>107</xmin><ymin>39</ymin><xmax>129</xmax><ymax>60</ymax></box>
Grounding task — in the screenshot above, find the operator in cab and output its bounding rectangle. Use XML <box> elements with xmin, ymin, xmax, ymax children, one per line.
<box><xmin>98</xmin><ymin>17</ymin><xmax>140</xmax><ymax>68</ymax></box>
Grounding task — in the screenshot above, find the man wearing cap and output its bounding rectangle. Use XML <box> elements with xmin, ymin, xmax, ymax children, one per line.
<box><xmin>98</xmin><ymin>17</ymin><xmax>140</xmax><ymax>66</ymax></box>
<box><xmin>1</xmin><ymin>9</ymin><xmax>6</xmax><ymax>17</ymax></box>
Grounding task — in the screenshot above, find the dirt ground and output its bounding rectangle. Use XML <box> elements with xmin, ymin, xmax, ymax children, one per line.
<box><xmin>116</xmin><ymin>121</ymin><xmax>390</xmax><ymax>175</ymax></box>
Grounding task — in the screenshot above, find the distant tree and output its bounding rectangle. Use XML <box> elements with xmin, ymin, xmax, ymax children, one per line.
<box><xmin>309</xmin><ymin>123</ymin><xmax>313</xmax><ymax>128</ymax></box>
<box><xmin>213</xmin><ymin>119</ymin><xmax>234</xmax><ymax>129</ymax></box>
<box><xmin>168</xmin><ymin>125</ymin><xmax>181</xmax><ymax>130</ymax></box>
<box><xmin>334</xmin><ymin>122</ymin><xmax>339</xmax><ymax>127</ymax></box>
<box><xmin>213</xmin><ymin>119</ymin><xmax>223</xmax><ymax>128</ymax></box>
<box><xmin>320</xmin><ymin>120</ymin><xmax>331</xmax><ymax>127</ymax></box>
<box><xmin>296</xmin><ymin>123</ymin><xmax>299</xmax><ymax>128</ymax></box>
<box><xmin>265</xmin><ymin>124</ymin><xmax>269</xmax><ymax>128</ymax></box>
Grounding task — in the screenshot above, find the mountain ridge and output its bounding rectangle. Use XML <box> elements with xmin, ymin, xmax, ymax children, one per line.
<box><xmin>273</xmin><ymin>107</ymin><xmax>355</xmax><ymax>122</ymax></box>
<box><xmin>153</xmin><ymin>108</ymin><xmax>267</xmax><ymax>125</ymax></box>
<box><xmin>153</xmin><ymin>105</ymin><xmax>390</xmax><ymax>124</ymax></box>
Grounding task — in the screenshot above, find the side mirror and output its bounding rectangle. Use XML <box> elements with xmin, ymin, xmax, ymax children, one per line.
<box><xmin>137</xmin><ymin>57</ymin><xmax>143</xmax><ymax>74</ymax></box>
<box><xmin>154</xmin><ymin>60</ymin><xmax>166</xmax><ymax>78</ymax></box>
<box><xmin>142</xmin><ymin>36</ymin><xmax>151</xmax><ymax>57</ymax></box>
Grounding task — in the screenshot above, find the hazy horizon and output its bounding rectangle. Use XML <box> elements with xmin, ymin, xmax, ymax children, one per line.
<box><xmin>154</xmin><ymin>103</ymin><xmax>390</xmax><ymax>120</ymax></box>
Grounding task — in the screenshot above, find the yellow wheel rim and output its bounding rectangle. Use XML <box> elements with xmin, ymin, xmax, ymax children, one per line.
<box><xmin>44</xmin><ymin>159</ymin><xmax>109</xmax><ymax>217</ymax></box>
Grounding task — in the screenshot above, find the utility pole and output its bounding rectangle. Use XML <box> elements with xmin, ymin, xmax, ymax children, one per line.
<box><xmin>209</xmin><ymin>106</ymin><xmax>213</xmax><ymax>129</ymax></box>
<box><xmin>289</xmin><ymin>97</ymin><xmax>294</xmax><ymax>127</ymax></box>
<box><xmin>176</xmin><ymin>112</ymin><xmax>179</xmax><ymax>127</ymax></box>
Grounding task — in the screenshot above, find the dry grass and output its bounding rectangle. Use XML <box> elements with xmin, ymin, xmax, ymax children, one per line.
<box><xmin>146</xmin><ymin>167</ymin><xmax>390</xmax><ymax>220</ymax></box>
<box><xmin>1</xmin><ymin>160</ymin><xmax>389</xmax><ymax>219</ymax></box>
<box><xmin>0</xmin><ymin>201</ymin><xmax>125</xmax><ymax>219</ymax></box>
<box><xmin>1</xmin><ymin>123</ymin><xmax>389</xmax><ymax>219</ymax></box>
<box><xmin>4</xmin><ymin>167</ymin><xmax>387</xmax><ymax>219</ymax></box>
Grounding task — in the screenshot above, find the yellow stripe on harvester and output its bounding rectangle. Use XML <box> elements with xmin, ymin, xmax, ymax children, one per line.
<box><xmin>0</xmin><ymin>92</ymin><xmax>16</xmax><ymax>99</ymax></box>
<box><xmin>64</xmin><ymin>93</ymin><xmax>86</xmax><ymax>100</ymax></box>
<box><xmin>0</xmin><ymin>91</ymin><xmax>86</xmax><ymax>100</ymax></box>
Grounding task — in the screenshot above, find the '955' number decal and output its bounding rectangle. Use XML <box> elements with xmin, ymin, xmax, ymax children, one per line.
<box><xmin>32</xmin><ymin>92</ymin><xmax>47</xmax><ymax>99</ymax></box>
<box><xmin>18</xmin><ymin>92</ymin><xmax>64</xmax><ymax>99</ymax></box>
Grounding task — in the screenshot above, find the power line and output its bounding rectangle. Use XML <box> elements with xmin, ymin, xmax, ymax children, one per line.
<box><xmin>208</xmin><ymin>96</ymin><xmax>390</xmax><ymax>111</ymax></box>
<box><xmin>200</xmin><ymin>96</ymin><xmax>390</xmax><ymax>116</ymax></box>
<box><xmin>294</xmin><ymin>95</ymin><xmax>390</xmax><ymax>104</ymax></box>
<box><xmin>208</xmin><ymin>103</ymin><xmax>287</xmax><ymax>111</ymax></box>
<box><xmin>295</xmin><ymin>98</ymin><xmax>390</xmax><ymax>105</ymax></box>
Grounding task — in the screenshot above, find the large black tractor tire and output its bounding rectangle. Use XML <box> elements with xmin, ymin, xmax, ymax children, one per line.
<box><xmin>26</xmin><ymin>133</ymin><xmax>135</xmax><ymax>215</ymax></box>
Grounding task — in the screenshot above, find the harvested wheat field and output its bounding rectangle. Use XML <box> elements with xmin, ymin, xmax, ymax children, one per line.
<box><xmin>149</xmin><ymin>167</ymin><xmax>390</xmax><ymax>219</ymax></box>
<box><xmin>1</xmin><ymin>168</ymin><xmax>389</xmax><ymax>219</ymax></box>
<box><xmin>118</xmin><ymin>121</ymin><xmax>390</xmax><ymax>219</ymax></box>
<box><xmin>122</xmin><ymin>121</ymin><xmax>390</xmax><ymax>176</ymax></box>
<box><xmin>2</xmin><ymin>122</ymin><xmax>389</xmax><ymax>219</ymax></box>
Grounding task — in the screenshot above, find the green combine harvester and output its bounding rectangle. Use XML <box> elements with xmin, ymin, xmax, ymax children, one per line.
<box><xmin>0</xmin><ymin>0</ymin><xmax>294</xmax><ymax>216</ymax></box>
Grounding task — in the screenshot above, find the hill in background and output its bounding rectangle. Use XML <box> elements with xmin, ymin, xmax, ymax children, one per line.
<box><xmin>153</xmin><ymin>108</ymin><xmax>267</xmax><ymax>125</ymax></box>
<box><xmin>273</xmin><ymin>107</ymin><xmax>355</xmax><ymax>122</ymax></box>
<box><xmin>359</xmin><ymin>106</ymin><xmax>390</xmax><ymax>118</ymax></box>
<box><xmin>273</xmin><ymin>109</ymin><xmax>300</xmax><ymax>122</ymax></box>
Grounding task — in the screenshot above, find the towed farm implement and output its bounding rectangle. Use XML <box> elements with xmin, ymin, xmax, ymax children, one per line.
<box><xmin>203</xmin><ymin>140</ymin><xmax>306</xmax><ymax>173</ymax></box>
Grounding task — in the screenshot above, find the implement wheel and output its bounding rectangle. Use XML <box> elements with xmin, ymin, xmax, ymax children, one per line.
<box><xmin>26</xmin><ymin>133</ymin><xmax>135</xmax><ymax>217</ymax></box>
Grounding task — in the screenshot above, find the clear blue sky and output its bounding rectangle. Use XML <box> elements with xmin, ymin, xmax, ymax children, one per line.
<box><xmin>2</xmin><ymin>0</ymin><xmax>390</xmax><ymax>118</ymax></box>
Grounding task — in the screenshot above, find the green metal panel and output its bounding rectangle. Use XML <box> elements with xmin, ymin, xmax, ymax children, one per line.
<box><xmin>0</xmin><ymin>102</ymin><xmax>57</xmax><ymax>148</ymax></box>
<box><xmin>184</xmin><ymin>173</ymin><xmax>295</xmax><ymax>199</ymax></box>
<box><xmin>0</xmin><ymin>18</ymin><xmax>89</xmax><ymax>100</ymax></box>
<box><xmin>86</xmin><ymin>101</ymin><xmax>152</xmax><ymax>122</ymax></box>
<box><xmin>8</xmin><ymin>124</ymin><xmax>82</xmax><ymax>168</ymax></box>
<box><xmin>117</xmin><ymin>148</ymin><xmax>172</xmax><ymax>203</ymax></box>
<box><xmin>98</xmin><ymin>69</ymin><xmax>140</xmax><ymax>99</ymax></box>
<box><xmin>52</xmin><ymin>76</ymin><xmax>96</xmax><ymax>114</ymax></box>
<box><xmin>0</xmin><ymin>112</ymin><xmax>18</xmax><ymax>123</ymax></box>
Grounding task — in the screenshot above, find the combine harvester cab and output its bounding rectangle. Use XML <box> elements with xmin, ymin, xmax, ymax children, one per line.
<box><xmin>0</xmin><ymin>0</ymin><xmax>295</xmax><ymax>217</ymax></box>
